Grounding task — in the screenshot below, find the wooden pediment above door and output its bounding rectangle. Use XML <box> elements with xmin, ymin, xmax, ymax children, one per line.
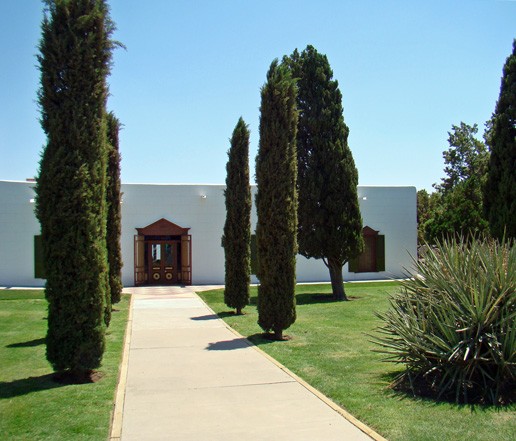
<box><xmin>136</xmin><ymin>218</ymin><xmax>190</xmax><ymax>236</ymax></box>
<box><xmin>362</xmin><ymin>226</ymin><xmax>379</xmax><ymax>236</ymax></box>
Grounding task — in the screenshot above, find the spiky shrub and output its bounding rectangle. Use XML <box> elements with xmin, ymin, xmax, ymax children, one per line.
<box><xmin>373</xmin><ymin>237</ymin><xmax>515</xmax><ymax>404</ymax></box>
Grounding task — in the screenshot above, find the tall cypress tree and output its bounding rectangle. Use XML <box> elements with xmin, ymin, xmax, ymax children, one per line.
<box><xmin>106</xmin><ymin>111</ymin><xmax>123</xmax><ymax>306</ymax></box>
<box><xmin>35</xmin><ymin>0</ymin><xmax>116</xmax><ymax>377</ymax></box>
<box><xmin>484</xmin><ymin>40</ymin><xmax>516</xmax><ymax>240</ymax></box>
<box><xmin>223</xmin><ymin>118</ymin><xmax>251</xmax><ymax>315</ymax></box>
<box><xmin>255</xmin><ymin>60</ymin><xmax>298</xmax><ymax>340</ymax></box>
<box><xmin>286</xmin><ymin>45</ymin><xmax>363</xmax><ymax>301</ymax></box>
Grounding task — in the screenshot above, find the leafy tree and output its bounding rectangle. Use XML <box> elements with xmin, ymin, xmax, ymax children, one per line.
<box><xmin>417</xmin><ymin>189</ymin><xmax>431</xmax><ymax>245</ymax></box>
<box><xmin>417</xmin><ymin>190</ymin><xmax>441</xmax><ymax>244</ymax></box>
<box><xmin>434</xmin><ymin>122</ymin><xmax>489</xmax><ymax>195</ymax></box>
<box><xmin>426</xmin><ymin>123</ymin><xmax>489</xmax><ymax>242</ymax></box>
<box><xmin>35</xmin><ymin>0</ymin><xmax>116</xmax><ymax>377</ymax></box>
<box><xmin>285</xmin><ymin>45</ymin><xmax>363</xmax><ymax>301</ymax></box>
<box><xmin>255</xmin><ymin>60</ymin><xmax>298</xmax><ymax>340</ymax></box>
<box><xmin>106</xmin><ymin>111</ymin><xmax>123</xmax><ymax>306</ymax></box>
<box><xmin>223</xmin><ymin>117</ymin><xmax>251</xmax><ymax>315</ymax></box>
<box><xmin>484</xmin><ymin>40</ymin><xmax>516</xmax><ymax>240</ymax></box>
<box><xmin>425</xmin><ymin>181</ymin><xmax>487</xmax><ymax>242</ymax></box>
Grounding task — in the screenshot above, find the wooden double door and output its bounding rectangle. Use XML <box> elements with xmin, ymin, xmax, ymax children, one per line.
<box><xmin>148</xmin><ymin>240</ymin><xmax>180</xmax><ymax>284</ymax></box>
<box><xmin>134</xmin><ymin>233</ymin><xmax>192</xmax><ymax>286</ymax></box>
<box><xmin>134</xmin><ymin>219</ymin><xmax>192</xmax><ymax>286</ymax></box>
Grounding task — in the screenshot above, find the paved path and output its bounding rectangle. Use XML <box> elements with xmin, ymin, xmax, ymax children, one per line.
<box><xmin>112</xmin><ymin>285</ymin><xmax>379</xmax><ymax>441</ymax></box>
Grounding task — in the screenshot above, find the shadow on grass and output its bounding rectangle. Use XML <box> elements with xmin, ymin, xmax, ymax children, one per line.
<box><xmin>296</xmin><ymin>293</ymin><xmax>342</xmax><ymax>305</ymax></box>
<box><xmin>6</xmin><ymin>338</ymin><xmax>45</xmax><ymax>348</ymax></box>
<box><xmin>0</xmin><ymin>373</ymin><xmax>67</xmax><ymax>399</ymax></box>
<box><xmin>377</xmin><ymin>371</ymin><xmax>514</xmax><ymax>410</ymax></box>
<box><xmin>249</xmin><ymin>294</ymin><xmax>350</xmax><ymax>306</ymax></box>
<box><xmin>218</xmin><ymin>311</ymin><xmax>246</xmax><ymax>319</ymax></box>
<box><xmin>377</xmin><ymin>371</ymin><xmax>449</xmax><ymax>405</ymax></box>
<box><xmin>296</xmin><ymin>293</ymin><xmax>363</xmax><ymax>305</ymax></box>
<box><xmin>246</xmin><ymin>333</ymin><xmax>279</xmax><ymax>347</ymax></box>
<box><xmin>377</xmin><ymin>370</ymin><xmax>448</xmax><ymax>403</ymax></box>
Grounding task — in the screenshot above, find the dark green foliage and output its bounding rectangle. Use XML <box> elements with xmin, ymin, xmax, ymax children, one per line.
<box><xmin>425</xmin><ymin>181</ymin><xmax>488</xmax><ymax>243</ymax></box>
<box><xmin>250</xmin><ymin>234</ymin><xmax>259</xmax><ymax>275</ymax></box>
<box><xmin>285</xmin><ymin>45</ymin><xmax>363</xmax><ymax>300</ymax></box>
<box><xmin>35</xmin><ymin>0</ymin><xmax>116</xmax><ymax>372</ymax></box>
<box><xmin>255</xmin><ymin>60</ymin><xmax>298</xmax><ymax>339</ymax></box>
<box><xmin>373</xmin><ymin>237</ymin><xmax>515</xmax><ymax>405</ymax></box>
<box><xmin>223</xmin><ymin>117</ymin><xmax>251</xmax><ymax>315</ymax></box>
<box><xmin>106</xmin><ymin>111</ymin><xmax>123</xmax><ymax>306</ymax></box>
<box><xmin>416</xmin><ymin>189</ymin><xmax>433</xmax><ymax>245</ymax></box>
<box><xmin>420</xmin><ymin>192</ymin><xmax>441</xmax><ymax>243</ymax></box>
<box><xmin>425</xmin><ymin>123</ymin><xmax>489</xmax><ymax>243</ymax></box>
<box><xmin>484</xmin><ymin>40</ymin><xmax>516</xmax><ymax>240</ymax></box>
<box><xmin>434</xmin><ymin>123</ymin><xmax>489</xmax><ymax>195</ymax></box>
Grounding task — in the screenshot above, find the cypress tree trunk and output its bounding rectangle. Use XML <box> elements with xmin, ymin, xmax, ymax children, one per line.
<box><xmin>106</xmin><ymin>111</ymin><xmax>123</xmax><ymax>307</ymax></box>
<box><xmin>256</xmin><ymin>60</ymin><xmax>298</xmax><ymax>340</ymax></box>
<box><xmin>327</xmin><ymin>258</ymin><xmax>347</xmax><ymax>301</ymax></box>
<box><xmin>223</xmin><ymin>117</ymin><xmax>251</xmax><ymax>314</ymax></box>
<box><xmin>35</xmin><ymin>0</ymin><xmax>116</xmax><ymax>376</ymax></box>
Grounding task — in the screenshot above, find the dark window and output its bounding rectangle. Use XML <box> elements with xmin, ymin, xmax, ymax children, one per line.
<box><xmin>34</xmin><ymin>235</ymin><xmax>46</xmax><ymax>279</ymax></box>
<box><xmin>348</xmin><ymin>227</ymin><xmax>385</xmax><ymax>273</ymax></box>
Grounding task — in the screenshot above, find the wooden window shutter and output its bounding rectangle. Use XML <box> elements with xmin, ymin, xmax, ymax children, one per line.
<box><xmin>376</xmin><ymin>235</ymin><xmax>385</xmax><ymax>272</ymax></box>
<box><xmin>348</xmin><ymin>257</ymin><xmax>358</xmax><ymax>273</ymax></box>
<box><xmin>134</xmin><ymin>235</ymin><xmax>145</xmax><ymax>285</ymax></box>
<box><xmin>34</xmin><ymin>235</ymin><xmax>46</xmax><ymax>279</ymax></box>
<box><xmin>181</xmin><ymin>235</ymin><xmax>192</xmax><ymax>285</ymax></box>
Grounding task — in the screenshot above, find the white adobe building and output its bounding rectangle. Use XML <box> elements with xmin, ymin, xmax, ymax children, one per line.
<box><xmin>0</xmin><ymin>180</ymin><xmax>416</xmax><ymax>287</ymax></box>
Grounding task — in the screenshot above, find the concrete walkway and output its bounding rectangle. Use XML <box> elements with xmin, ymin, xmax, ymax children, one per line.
<box><xmin>111</xmin><ymin>285</ymin><xmax>381</xmax><ymax>441</ymax></box>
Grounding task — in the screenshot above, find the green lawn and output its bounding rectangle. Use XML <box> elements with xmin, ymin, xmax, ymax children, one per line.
<box><xmin>0</xmin><ymin>290</ymin><xmax>130</xmax><ymax>441</ymax></box>
<box><xmin>199</xmin><ymin>282</ymin><xmax>515</xmax><ymax>441</ymax></box>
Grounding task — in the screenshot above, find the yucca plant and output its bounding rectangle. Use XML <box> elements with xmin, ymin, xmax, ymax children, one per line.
<box><xmin>373</xmin><ymin>236</ymin><xmax>515</xmax><ymax>404</ymax></box>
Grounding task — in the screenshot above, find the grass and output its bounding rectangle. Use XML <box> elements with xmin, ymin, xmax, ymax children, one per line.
<box><xmin>199</xmin><ymin>282</ymin><xmax>516</xmax><ymax>441</ymax></box>
<box><xmin>0</xmin><ymin>289</ymin><xmax>130</xmax><ymax>441</ymax></box>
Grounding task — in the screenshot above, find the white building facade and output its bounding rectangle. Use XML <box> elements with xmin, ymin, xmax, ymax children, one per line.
<box><xmin>0</xmin><ymin>180</ymin><xmax>417</xmax><ymax>287</ymax></box>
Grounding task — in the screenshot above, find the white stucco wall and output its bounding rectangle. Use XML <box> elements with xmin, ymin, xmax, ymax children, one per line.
<box><xmin>120</xmin><ymin>183</ymin><xmax>227</xmax><ymax>286</ymax></box>
<box><xmin>0</xmin><ymin>180</ymin><xmax>416</xmax><ymax>287</ymax></box>
<box><xmin>0</xmin><ymin>181</ymin><xmax>42</xmax><ymax>287</ymax></box>
<box><xmin>292</xmin><ymin>186</ymin><xmax>417</xmax><ymax>282</ymax></box>
<box><xmin>347</xmin><ymin>186</ymin><xmax>416</xmax><ymax>281</ymax></box>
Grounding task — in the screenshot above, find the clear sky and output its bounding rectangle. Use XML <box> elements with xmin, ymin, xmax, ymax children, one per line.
<box><xmin>0</xmin><ymin>0</ymin><xmax>514</xmax><ymax>191</ymax></box>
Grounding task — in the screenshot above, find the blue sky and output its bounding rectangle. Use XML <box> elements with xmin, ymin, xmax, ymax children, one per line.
<box><xmin>0</xmin><ymin>0</ymin><xmax>514</xmax><ymax>191</ymax></box>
